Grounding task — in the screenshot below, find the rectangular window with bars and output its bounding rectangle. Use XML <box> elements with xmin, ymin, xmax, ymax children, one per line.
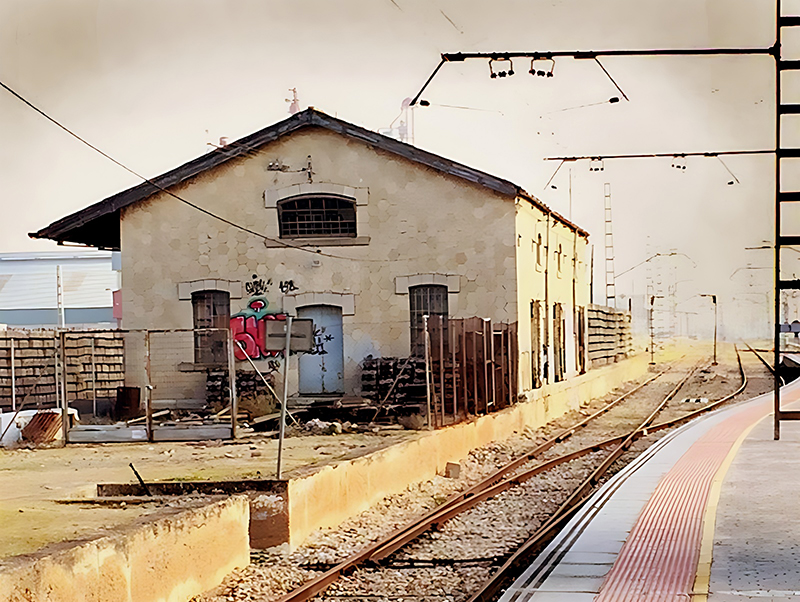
<box><xmin>192</xmin><ymin>291</ymin><xmax>230</xmax><ymax>365</ymax></box>
<box><xmin>409</xmin><ymin>285</ymin><xmax>449</xmax><ymax>356</ymax></box>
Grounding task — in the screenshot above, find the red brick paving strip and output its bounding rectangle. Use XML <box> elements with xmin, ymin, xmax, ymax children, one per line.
<box><xmin>594</xmin><ymin>392</ymin><xmax>794</xmax><ymax>602</ymax></box>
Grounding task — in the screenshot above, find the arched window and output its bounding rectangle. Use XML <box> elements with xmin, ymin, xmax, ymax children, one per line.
<box><xmin>277</xmin><ymin>195</ymin><xmax>356</xmax><ymax>238</ymax></box>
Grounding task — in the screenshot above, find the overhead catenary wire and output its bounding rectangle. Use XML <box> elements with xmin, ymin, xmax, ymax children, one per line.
<box><xmin>409</xmin><ymin>46</ymin><xmax>773</xmax><ymax>105</ymax></box>
<box><xmin>544</xmin><ymin>149</ymin><xmax>774</xmax><ymax>161</ymax></box>
<box><xmin>0</xmin><ymin>79</ymin><xmax>402</xmax><ymax>264</ymax></box>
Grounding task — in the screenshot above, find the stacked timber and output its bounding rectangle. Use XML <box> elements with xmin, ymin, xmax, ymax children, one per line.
<box><xmin>587</xmin><ymin>305</ymin><xmax>633</xmax><ymax>368</ymax></box>
<box><xmin>0</xmin><ymin>330</ymin><xmax>124</xmax><ymax>413</ymax></box>
<box><xmin>360</xmin><ymin>356</ymin><xmax>427</xmax><ymax>406</ymax></box>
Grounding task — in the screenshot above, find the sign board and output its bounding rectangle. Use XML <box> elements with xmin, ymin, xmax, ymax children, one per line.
<box><xmin>264</xmin><ymin>318</ymin><xmax>314</xmax><ymax>352</ymax></box>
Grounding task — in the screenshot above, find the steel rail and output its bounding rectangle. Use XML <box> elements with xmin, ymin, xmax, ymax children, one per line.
<box><xmin>273</xmin><ymin>355</ymin><xmax>756</xmax><ymax>602</ymax></box>
<box><xmin>742</xmin><ymin>340</ymin><xmax>776</xmax><ymax>375</ymax></box>
<box><xmin>464</xmin><ymin>364</ymin><xmax>701</xmax><ymax>602</ymax></box>
<box><xmin>366</xmin><ymin>365</ymin><xmax>675</xmax><ymax>562</ymax></box>
<box><xmin>465</xmin><ymin>354</ymin><xmax>749</xmax><ymax>602</ymax></box>
<box><xmin>742</xmin><ymin>340</ymin><xmax>785</xmax><ymax>387</ymax></box>
<box><xmin>271</xmin><ymin>367</ymin><xmax>679</xmax><ymax>602</ymax></box>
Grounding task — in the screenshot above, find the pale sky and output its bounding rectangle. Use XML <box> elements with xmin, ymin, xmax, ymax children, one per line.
<box><xmin>0</xmin><ymin>0</ymin><xmax>796</xmax><ymax>338</ymax></box>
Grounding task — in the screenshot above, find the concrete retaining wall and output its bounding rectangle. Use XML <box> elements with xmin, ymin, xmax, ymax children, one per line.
<box><xmin>0</xmin><ymin>496</ymin><xmax>250</xmax><ymax>602</ymax></box>
<box><xmin>287</xmin><ymin>353</ymin><xmax>651</xmax><ymax>546</ymax></box>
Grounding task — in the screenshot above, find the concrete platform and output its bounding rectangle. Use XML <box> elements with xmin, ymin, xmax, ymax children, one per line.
<box><xmin>499</xmin><ymin>370</ymin><xmax>800</xmax><ymax>601</ymax></box>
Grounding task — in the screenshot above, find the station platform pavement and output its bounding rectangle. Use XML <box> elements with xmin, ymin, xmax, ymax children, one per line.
<box><xmin>498</xmin><ymin>377</ymin><xmax>800</xmax><ymax>602</ymax></box>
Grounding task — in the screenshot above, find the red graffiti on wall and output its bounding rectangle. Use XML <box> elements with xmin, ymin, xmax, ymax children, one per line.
<box><xmin>230</xmin><ymin>296</ymin><xmax>287</xmax><ymax>361</ymax></box>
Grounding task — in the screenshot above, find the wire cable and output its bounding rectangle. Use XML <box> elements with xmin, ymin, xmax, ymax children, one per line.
<box><xmin>0</xmin><ymin>79</ymin><xmax>403</xmax><ymax>264</ymax></box>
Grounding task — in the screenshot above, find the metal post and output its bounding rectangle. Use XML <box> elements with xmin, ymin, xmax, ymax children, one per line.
<box><xmin>489</xmin><ymin>320</ymin><xmax>496</xmax><ymax>407</ymax></box>
<box><xmin>10</xmin><ymin>338</ymin><xmax>15</xmax><ymax>412</ymax></box>
<box><xmin>649</xmin><ymin>296</ymin><xmax>655</xmax><ymax>365</ymax></box>
<box><xmin>438</xmin><ymin>316</ymin><xmax>445</xmax><ymax>423</ymax></box>
<box><xmin>712</xmin><ymin>296</ymin><xmax>718</xmax><ymax>366</ymax></box>
<box><xmin>144</xmin><ymin>331</ymin><xmax>153</xmax><ymax>443</ymax></box>
<box><xmin>54</xmin><ymin>336</ymin><xmax>59</xmax><ymax>412</ymax></box>
<box><xmin>450</xmin><ymin>321</ymin><xmax>457</xmax><ymax>422</ymax></box>
<box><xmin>56</xmin><ymin>265</ymin><xmax>65</xmax><ymax>329</ymax></box>
<box><xmin>423</xmin><ymin>315</ymin><xmax>432</xmax><ymax>429</ymax></box>
<box><xmin>471</xmin><ymin>319</ymin><xmax>479</xmax><ymax>414</ymax></box>
<box><xmin>90</xmin><ymin>338</ymin><xmax>97</xmax><ymax>417</ymax></box>
<box><xmin>228</xmin><ymin>330</ymin><xmax>238</xmax><ymax>439</ymax></box>
<box><xmin>483</xmin><ymin>318</ymin><xmax>491</xmax><ymax>412</ymax></box>
<box><xmin>277</xmin><ymin>316</ymin><xmax>293</xmax><ymax>479</ymax></box>
<box><xmin>775</xmin><ymin>0</ymin><xmax>783</xmax><ymax>441</ymax></box>
<box><xmin>59</xmin><ymin>331</ymin><xmax>69</xmax><ymax>445</ymax></box>
<box><xmin>544</xmin><ymin>214</ymin><xmax>551</xmax><ymax>384</ymax></box>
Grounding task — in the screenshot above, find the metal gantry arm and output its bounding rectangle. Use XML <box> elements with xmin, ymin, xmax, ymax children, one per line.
<box><xmin>410</xmin><ymin>6</ymin><xmax>794</xmax><ymax>439</ymax></box>
<box><xmin>410</xmin><ymin>47</ymin><xmax>775</xmax><ymax>107</ymax></box>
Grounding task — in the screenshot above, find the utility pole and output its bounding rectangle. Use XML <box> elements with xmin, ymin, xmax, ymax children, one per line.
<box><xmin>700</xmin><ymin>294</ymin><xmax>718</xmax><ymax>365</ymax></box>
<box><xmin>604</xmin><ymin>183</ymin><xmax>616</xmax><ymax>308</ymax></box>
<box><xmin>648</xmin><ymin>295</ymin><xmax>664</xmax><ymax>365</ymax></box>
<box><xmin>56</xmin><ymin>265</ymin><xmax>65</xmax><ymax>329</ymax></box>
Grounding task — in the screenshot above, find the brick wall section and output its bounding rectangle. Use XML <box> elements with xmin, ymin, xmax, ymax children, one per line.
<box><xmin>587</xmin><ymin>304</ymin><xmax>633</xmax><ymax>368</ymax></box>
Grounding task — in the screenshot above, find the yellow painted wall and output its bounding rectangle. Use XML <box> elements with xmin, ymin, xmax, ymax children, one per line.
<box><xmin>515</xmin><ymin>198</ymin><xmax>590</xmax><ymax>394</ymax></box>
<box><xmin>0</xmin><ymin>496</ymin><xmax>250</xmax><ymax>602</ymax></box>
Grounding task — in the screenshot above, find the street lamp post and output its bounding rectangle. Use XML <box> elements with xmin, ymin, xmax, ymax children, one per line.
<box><xmin>700</xmin><ymin>294</ymin><xmax>718</xmax><ymax>365</ymax></box>
<box><xmin>649</xmin><ymin>295</ymin><xmax>664</xmax><ymax>365</ymax></box>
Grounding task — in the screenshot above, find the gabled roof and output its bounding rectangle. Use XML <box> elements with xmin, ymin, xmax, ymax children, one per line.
<box><xmin>30</xmin><ymin>108</ymin><xmax>587</xmax><ymax>249</ymax></box>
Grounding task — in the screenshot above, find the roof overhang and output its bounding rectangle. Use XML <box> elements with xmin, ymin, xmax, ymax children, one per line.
<box><xmin>30</xmin><ymin>108</ymin><xmax>585</xmax><ymax>248</ymax></box>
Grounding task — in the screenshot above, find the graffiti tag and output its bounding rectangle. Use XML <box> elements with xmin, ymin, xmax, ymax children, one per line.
<box><xmin>279</xmin><ymin>279</ymin><xmax>299</xmax><ymax>294</ymax></box>
<box><xmin>230</xmin><ymin>295</ymin><xmax>287</xmax><ymax>361</ymax></box>
<box><xmin>246</xmin><ymin>274</ymin><xmax>271</xmax><ymax>296</ymax></box>
<box><xmin>307</xmin><ymin>327</ymin><xmax>333</xmax><ymax>356</ymax></box>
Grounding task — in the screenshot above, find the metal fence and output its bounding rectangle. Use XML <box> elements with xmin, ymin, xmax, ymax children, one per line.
<box><xmin>425</xmin><ymin>316</ymin><xmax>519</xmax><ymax>427</ymax></box>
<box><xmin>0</xmin><ymin>328</ymin><xmax>238</xmax><ymax>444</ymax></box>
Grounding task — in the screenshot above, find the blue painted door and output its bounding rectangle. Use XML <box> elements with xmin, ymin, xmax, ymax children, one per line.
<box><xmin>298</xmin><ymin>305</ymin><xmax>344</xmax><ymax>395</ymax></box>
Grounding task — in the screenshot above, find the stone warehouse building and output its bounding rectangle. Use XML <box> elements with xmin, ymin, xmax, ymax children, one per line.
<box><xmin>32</xmin><ymin>108</ymin><xmax>590</xmax><ymax>402</ymax></box>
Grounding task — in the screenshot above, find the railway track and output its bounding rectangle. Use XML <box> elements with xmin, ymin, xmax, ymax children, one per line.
<box><xmin>252</xmin><ymin>351</ymin><xmax>753</xmax><ymax>602</ymax></box>
<box><xmin>465</xmin><ymin>352</ymin><xmax>748</xmax><ymax>602</ymax></box>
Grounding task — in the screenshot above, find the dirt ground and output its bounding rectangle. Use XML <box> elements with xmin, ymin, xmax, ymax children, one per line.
<box><xmin>0</xmin><ymin>428</ymin><xmax>415</xmax><ymax>558</ymax></box>
<box><xmin>0</xmin><ymin>341</ymin><xmax>762</xmax><ymax>562</ymax></box>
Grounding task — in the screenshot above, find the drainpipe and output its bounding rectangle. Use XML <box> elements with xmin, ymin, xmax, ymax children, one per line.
<box><xmin>543</xmin><ymin>212</ymin><xmax>550</xmax><ymax>384</ymax></box>
<box><xmin>572</xmin><ymin>227</ymin><xmax>578</xmax><ymax>374</ymax></box>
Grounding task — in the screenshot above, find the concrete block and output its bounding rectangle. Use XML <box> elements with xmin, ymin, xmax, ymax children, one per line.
<box><xmin>177</xmin><ymin>282</ymin><xmax>191</xmax><ymax>300</ymax></box>
<box><xmin>229</xmin><ymin>280</ymin><xmax>244</xmax><ymax>299</ymax></box>
<box><xmin>353</xmin><ymin>187</ymin><xmax>368</xmax><ymax>205</ymax></box>
<box><xmin>446</xmin><ymin>274</ymin><xmax>461</xmax><ymax>292</ymax></box>
<box><xmin>445</xmin><ymin>462</ymin><xmax>461</xmax><ymax>479</ymax></box>
<box><xmin>265</xmin><ymin>188</ymin><xmax>279</xmax><ymax>207</ymax></box>
<box><xmin>341</xmin><ymin>294</ymin><xmax>356</xmax><ymax>316</ymax></box>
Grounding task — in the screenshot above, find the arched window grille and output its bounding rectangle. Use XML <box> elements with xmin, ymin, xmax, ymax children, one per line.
<box><xmin>277</xmin><ymin>195</ymin><xmax>357</xmax><ymax>238</ymax></box>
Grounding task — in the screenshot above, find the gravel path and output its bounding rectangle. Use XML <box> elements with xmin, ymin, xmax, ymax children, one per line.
<box><xmin>195</xmin><ymin>347</ymin><xmax>773</xmax><ymax>602</ymax></box>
